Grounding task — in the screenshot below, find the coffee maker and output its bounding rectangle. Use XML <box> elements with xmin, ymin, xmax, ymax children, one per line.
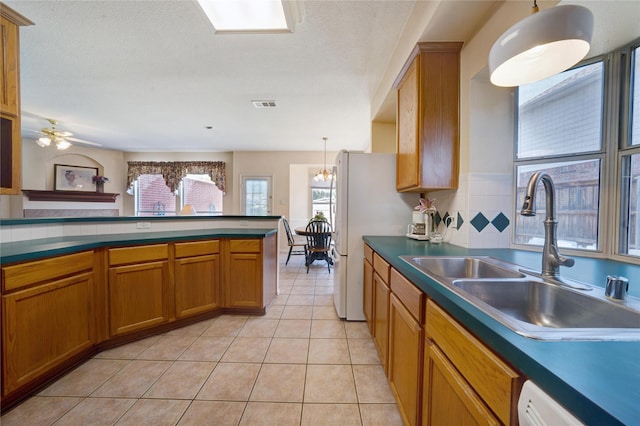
<box><xmin>407</xmin><ymin>211</ymin><xmax>426</xmax><ymax>236</ymax></box>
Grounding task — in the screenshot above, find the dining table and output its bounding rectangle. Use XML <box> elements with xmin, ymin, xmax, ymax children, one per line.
<box><xmin>294</xmin><ymin>227</ymin><xmax>334</xmax><ymax>268</ymax></box>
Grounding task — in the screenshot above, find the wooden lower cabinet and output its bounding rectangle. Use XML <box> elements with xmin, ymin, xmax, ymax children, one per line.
<box><xmin>0</xmin><ymin>234</ymin><xmax>277</xmax><ymax>409</ymax></box>
<box><xmin>1</xmin><ymin>252</ymin><xmax>95</xmax><ymax>395</ymax></box>
<box><xmin>224</xmin><ymin>236</ymin><xmax>277</xmax><ymax>311</ymax></box>
<box><xmin>423</xmin><ymin>341</ymin><xmax>499</xmax><ymax>426</ymax></box>
<box><xmin>108</xmin><ymin>261</ymin><xmax>170</xmax><ymax>336</ymax></box>
<box><xmin>373</xmin><ymin>271</ymin><xmax>390</xmax><ymax>370</ymax></box>
<box><xmin>227</xmin><ymin>252</ymin><xmax>261</xmax><ymax>308</ymax></box>
<box><xmin>363</xmin><ymin>255</ymin><xmax>374</xmax><ymax>333</ymax></box>
<box><xmin>426</xmin><ymin>300</ymin><xmax>523</xmax><ymax>425</ymax></box>
<box><xmin>388</xmin><ymin>293</ymin><xmax>424</xmax><ymax>426</ymax></box>
<box><xmin>174</xmin><ymin>241</ymin><xmax>221</xmax><ymax>318</ymax></box>
<box><xmin>107</xmin><ymin>244</ymin><xmax>171</xmax><ymax>337</ymax></box>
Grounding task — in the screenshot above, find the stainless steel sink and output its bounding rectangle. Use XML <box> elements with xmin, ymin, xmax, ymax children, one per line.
<box><xmin>400</xmin><ymin>255</ymin><xmax>640</xmax><ymax>340</ymax></box>
<box><xmin>401</xmin><ymin>256</ymin><xmax>526</xmax><ymax>280</ymax></box>
<box><xmin>453</xmin><ymin>279</ymin><xmax>640</xmax><ymax>328</ymax></box>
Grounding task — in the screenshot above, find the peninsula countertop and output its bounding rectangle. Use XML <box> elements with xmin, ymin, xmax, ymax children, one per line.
<box><xmin>0</xmin><ymin>228</ymin><xmax>277</xmax><ymax>265</ymax></box>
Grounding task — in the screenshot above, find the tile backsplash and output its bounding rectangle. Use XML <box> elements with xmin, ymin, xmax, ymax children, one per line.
<box><xmin>428</xmin><ymin>173</ymin><xmax>513</xmax><ymax>249</ymax></box>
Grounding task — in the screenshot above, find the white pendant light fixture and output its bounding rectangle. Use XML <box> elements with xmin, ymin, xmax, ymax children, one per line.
<box><xmin>313</xmin><ymin>137</ymin><xmax>333</xmax><ymax>182</ymax></box>
<box><xmin>489</xmin><ymin>2</ymin><xmax>594</xmax><ymax>87</ymax></box>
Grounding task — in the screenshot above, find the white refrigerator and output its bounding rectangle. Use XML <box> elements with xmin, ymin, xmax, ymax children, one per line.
<box><xmin>333</xmin><ymin>150</ymin><xmax>415</xmax><ymax>320</ymax></box>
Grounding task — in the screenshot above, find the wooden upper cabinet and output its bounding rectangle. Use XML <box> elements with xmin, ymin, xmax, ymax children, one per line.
<box><xmin>395</xmin><ymin>42</ymin><xmax>462</xmax><ymax>192</ymax></box>
<box><xmin>0</xmin><ymin>4</ymin><xmax>33</xmax><ymax>195</ymax></box>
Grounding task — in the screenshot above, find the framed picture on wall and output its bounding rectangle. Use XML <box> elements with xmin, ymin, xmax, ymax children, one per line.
<box><xmin>54</xmin><ymin>164</ymin><xmax>98</xmax><ymax>192</ymax></box>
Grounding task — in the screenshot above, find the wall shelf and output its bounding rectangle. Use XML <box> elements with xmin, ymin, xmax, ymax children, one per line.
<box><xmin>22</xmin><ymin>190</ymin><xmax>120</xmax><ymax>203</ymax></box>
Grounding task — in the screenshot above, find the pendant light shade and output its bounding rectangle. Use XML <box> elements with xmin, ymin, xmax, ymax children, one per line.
<box><xmin>489</xmin><ymin>4</ymin><xmax>594</xmax><ymax>87</ymax></box>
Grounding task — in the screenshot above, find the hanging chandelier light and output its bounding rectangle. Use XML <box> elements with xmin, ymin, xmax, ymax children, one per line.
<box><xmin>313</xmin><ymin>137</ymin><xmax>333</xmax><ymax>182</ymax></box>
<box><xmin>489</xmin><ymin>1</ymin><xmax>594</xmax><ymax>87</ymax></box>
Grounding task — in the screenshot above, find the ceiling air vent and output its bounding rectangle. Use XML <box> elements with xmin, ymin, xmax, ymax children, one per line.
<box><xmin>252</xmin><ymin>100</ymin><xmax>277</xmax><ymax>108</ymax></box>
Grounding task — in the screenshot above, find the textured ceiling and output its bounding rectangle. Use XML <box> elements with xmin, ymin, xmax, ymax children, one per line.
<box><xmin>11</xmin><ymin>0</ymin><xmax>416</xmax><ymax>152</ymax></box>
<box><xmin>8</xmin><ymin>0</ymin><xmax>640</xmax><ymax>153</ymax></box>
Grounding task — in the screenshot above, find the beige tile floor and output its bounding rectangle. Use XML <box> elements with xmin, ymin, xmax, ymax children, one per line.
<box><xmin>1</xmin><ymin>254</ymin><xmax>403</xmax><ymax>426</ymax></box>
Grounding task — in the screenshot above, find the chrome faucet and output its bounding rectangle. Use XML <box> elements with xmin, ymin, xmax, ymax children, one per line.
<box><xmin>520</xmin><ymin>172</ymin><xmax>576</xmax><ymax>281</ymax></box>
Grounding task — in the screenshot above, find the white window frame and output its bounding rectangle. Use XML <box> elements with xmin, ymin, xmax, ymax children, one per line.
<box><xmin>513</xmin><ymin>57</ymin><xmax>607</xmax><ymax>255</ymax></box>
<box><xmin>512</xmin><ymin>37</ymin><xmax>640</xmax><ymax>265</ymax></box>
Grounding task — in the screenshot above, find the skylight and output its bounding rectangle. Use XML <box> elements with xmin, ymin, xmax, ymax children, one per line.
<box><xmin>197</xmin><ymin>0</ymin><xmax>293</xmax><ymax>33</ymax></box>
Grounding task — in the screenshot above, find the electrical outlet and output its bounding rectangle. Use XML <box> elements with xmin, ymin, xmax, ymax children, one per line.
<box><xmin>136</xmin><ymin>222</ymin><xmax>152</xmax><ymax>230</ymax></box>
<box><xmin>239</xmin><ymin>220</ymin><xmax>249</xmax><ymax>226</ymax></box>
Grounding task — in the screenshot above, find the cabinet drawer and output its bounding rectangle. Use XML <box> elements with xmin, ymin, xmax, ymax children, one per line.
<box><xmin>108</xmin><ymin>244</ymin><xmax>168</xmax><ymax>266</ymax></box>
<box><xmin>229</xmin><ymin>239</ymin><xmax>261</xmax><ymax>253</ymax></box>
<box><xmin>364</xmin><ymin>244</ymin><xmax>374</xmax><ymax>264</ymax></box>
<box><xmin>175</xmin><ymin>240</ymin><xmax>220</xmax><ymax>258</ymax></box>
<box><xmin>2</xmin><ymin>251</ymin><xmax>94</xmax><ymax>292</ymax></box>
<box><xmin>426</xmin><ymin>300</ymin><xmax>522</xmax><ymax>425</ymax></box>
<box><xmin>373</xmin><ymin>252</ymin><xmax>391</xmax><ymax>283</ymax></box>
<box><xmin>390</xmin><ymin>268</ymin><xmax>425</xmax><ymax>324</ymax></box>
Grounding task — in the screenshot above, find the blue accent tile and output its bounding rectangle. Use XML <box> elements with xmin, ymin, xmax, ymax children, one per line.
<box><xmin>443</xmin><ymin>212</ymin><xmax>451</xmax><ymax>227</ymax></box>
<box><xmin>435</xmin><ymin>211</ymin><xmax>442</xmax><ymax>227</ymax></box>
<box><xmin>470</xmin><ymin>213</ymin><xmax>490</xmax><ymax>232</ymax></box>
<box><xmin>457</xmin><ymin>212</ymin><xmax>464</xmax><ymax>229</ymax></box>
<box><xmin>491</xmin><ymin>213</ymin><xmax>510</xmax><ymax>233</ymax></box>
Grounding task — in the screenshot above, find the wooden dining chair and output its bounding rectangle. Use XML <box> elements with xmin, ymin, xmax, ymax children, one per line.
<box><xmin>304</xmin><ymin>220</ymin><xmax>333</xmax><ymax>273</ymax></box>
<box><xmin>283</xmin><ymin>217</ymin><xmax>307</xmax><ymax>265</ymax></box>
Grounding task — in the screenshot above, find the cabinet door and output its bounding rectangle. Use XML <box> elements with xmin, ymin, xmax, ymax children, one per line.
<box><xmin>418</xmin><ymin>48</ymin><xmax>460</xmax><ymax>190</ymax></box>
<box><xmin>396</xmin><ymin>57</ymin><xmax>420</xmax><ymax>191</ymax></box>
<box><xmin>426</xmin><ymin>300</ymin><xmax>521</xmax><ymax>424</ymax></box>
<box><xmin>2</xmin><ymin>273</ymin><xmax>95</xmax><ymax>394</ymax></box>
<box><xmin>175</xmin><ymin>254</ymin><xmax>221</xmax><ymax>318</ymax></box>
<box><xmin>388</xmin><ymin>293</ymin><xmax>424</xmax><ymax>426</ymax></box>
<box><xmin>108</xmin><ymin>261</ymin><xmax>170</xmax><ymax>336</ymax></box>
<box><xmin>363</xmin><ymin>257</ymin><xmax>374</xmax><ymax>333</ymax></box>
<box><xmin>0</xmin><ymin>15</ymin><xmax>19</xmax><ymax>115</ymax></box>
<box><xmin>227</xmin><ymin>253</ymin><xmax>262</xmax><ymax>309</ymax></box>
<box><xmin>423</xmin><ymin>341</ymin><xmax>499</xmax><ymax>426</ymax></box>
<box><xmin>372</xmin><ymin>271</ymin><xmax>390</xmax><ymax>371</ymax></box>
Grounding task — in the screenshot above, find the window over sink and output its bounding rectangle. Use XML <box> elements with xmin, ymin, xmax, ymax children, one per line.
<box><xmin>514</xmin><ymin>38</ymin><xmax>640</xmax><ymax>260</ymax></box>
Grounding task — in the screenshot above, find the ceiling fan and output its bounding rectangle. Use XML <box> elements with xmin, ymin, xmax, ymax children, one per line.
<box><xmin>32</xmin><ymin>117</ymin><xmax>102</xmax><ymax>150</ymax></box>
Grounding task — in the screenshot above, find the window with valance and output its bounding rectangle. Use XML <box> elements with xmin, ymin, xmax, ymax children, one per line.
<box><xmin>126</xmin><ymin>161</ymin><xmax>226</xmax><ymax>194</ymax></box>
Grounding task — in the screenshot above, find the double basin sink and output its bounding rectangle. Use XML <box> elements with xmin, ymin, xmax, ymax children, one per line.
<box><xmin>400</xmin><ymin>256</ymin><xmax>640</xmax><ymax>340</ymax></box>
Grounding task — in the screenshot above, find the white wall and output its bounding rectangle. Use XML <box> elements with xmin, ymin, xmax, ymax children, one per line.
<box><xmin>5</xmin><ymin>139</ymin><xmax>126</xmax><ymax>217</ymax></box>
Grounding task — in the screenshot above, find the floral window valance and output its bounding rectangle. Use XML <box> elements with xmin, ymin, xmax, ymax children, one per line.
<box><xmin>126</xmin><ymin>161</ymin><xmax>226</xmax><ymax>194</ymax></box>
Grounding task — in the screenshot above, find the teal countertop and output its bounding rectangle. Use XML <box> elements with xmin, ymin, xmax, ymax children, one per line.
<box><xmin>363</xmin><ymin>236</ymin><xmax>640</xmax><ymax>426</ymax></box>
<box><xmin>0</xmin><ymin>228</ymin><xmax>277</xmax><ymax>265</ymax></box>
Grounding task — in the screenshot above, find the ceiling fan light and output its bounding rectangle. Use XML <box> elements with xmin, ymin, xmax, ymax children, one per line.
<box><xmin>37</xmin><ymin>137</ymin><xmax>51</xmax><ymax>147</ymax></box>
<box><xmin>489</xmin><ymin>5</ymin><xmax>594</xmax><ymax>87</ymax></box>
<box><xmin>55</xmin><ymin>139</ymin><xmax>71</xmax><ymax>150</ymax></box>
